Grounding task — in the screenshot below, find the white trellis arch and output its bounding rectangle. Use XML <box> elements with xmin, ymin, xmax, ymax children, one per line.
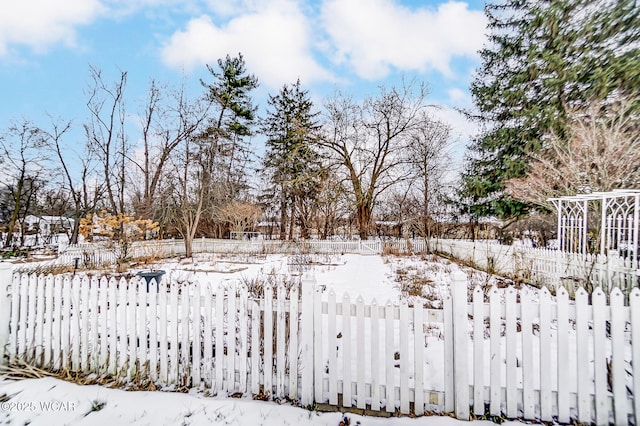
<box><xmin>549</xmin><ymin>189</ymin><xmax>640</xmax><ymax>260</ymax></box>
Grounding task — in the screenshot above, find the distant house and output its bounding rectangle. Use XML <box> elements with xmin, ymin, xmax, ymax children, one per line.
<box><xmin>256</xmin><ymin>221</ymin><xmax>280</xmax><ymax>239</ymax></box>
<box><xmin>23</xmin><ymin>215</ymin><xmax>74</xmax><ymax>236</ymax></box>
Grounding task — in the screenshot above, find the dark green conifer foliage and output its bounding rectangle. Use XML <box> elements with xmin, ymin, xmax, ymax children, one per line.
<box><xmin>262</xmin><ymin>79</ymin><xmax>322</xmax><ymax>239</ymax></box>
<box><xmin>461</xmin><ymin>0</ymin><xmax>640</xmax><ymax>219</ymax></box>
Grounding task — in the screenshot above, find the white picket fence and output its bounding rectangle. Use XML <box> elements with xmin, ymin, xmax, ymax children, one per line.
<box><xmin>55</xmin><ymin>238</ymin><xmax>639</xmax><ymax>296</ymax></box>
<box><xmin>0</xmin><ymin>264</ymin><xmax>638</xmax><ymax>424</ymax></box>
<box><xmin>0</xmin><ymin>267</ymin><xmax>444</xmax><ymax>414</ymax></box>
<box><xmin>431</xmin><ymin>239</ymin><xmax>640</xmax><ymax>295</ymax></box>
<box><xmin>54</xmin><ymin>239</ymin><xmax>427</xmax><ymax>266</ymax></box>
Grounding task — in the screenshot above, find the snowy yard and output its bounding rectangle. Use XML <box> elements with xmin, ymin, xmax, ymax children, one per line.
<box><xmin>0</xmin><ymin>377</ymin><xmax>532</xmax><ymax>425</ymax></box>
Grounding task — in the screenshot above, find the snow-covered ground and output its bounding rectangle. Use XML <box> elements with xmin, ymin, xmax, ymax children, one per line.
<box><xmin>125</xmin><ymin>252</ymin><xmax>518</xmax><ymax>305</ymax></box>
<box><xmin>0</xmin><ymin>377</ymin><xmax>532</xmax><ymax>425</ymax></box>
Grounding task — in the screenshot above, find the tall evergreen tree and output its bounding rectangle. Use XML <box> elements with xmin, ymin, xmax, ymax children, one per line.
<box><xmin>461</xmin><ymin>0</ymin><xmax>640</xmax><ymax>219</ymax></box>
<box><xmin>261</xmin><ymin>79</ymin><xmax>321</xmax><ymax>239</ymax></box>
<box><xmin>164</xmin><ymin>53</ymin><xmax>258</xmax><ymax>255</ymax></box>
<box><xmin>199</xmin><ymin>53</ymin><xmax>259</xmax><ymax>202</ymax></box>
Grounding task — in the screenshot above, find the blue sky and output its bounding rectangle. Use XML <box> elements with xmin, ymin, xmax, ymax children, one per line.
<box><xmin>0</xmin><ymin>0</ymin><xmax>488</xmax><ymax>171</ymax></box>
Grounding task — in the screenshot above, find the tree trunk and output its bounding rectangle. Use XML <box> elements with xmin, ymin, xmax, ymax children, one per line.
<box><xmin>356</xmin><ymin>202</ymin><xmax>371</xmax><ymax>240</ymax></box>
<box><xmin>184</xmin><ymin>234</ymin><xmax>193</xmax><ymax>258</ymax></box>
<box><xmin>279</xmin><ymin>201</ymin><xmax>287</xmax><ymax>240</ymax></box>
<box><xmin>4</xmin><ymin>178</ymin><xmax>24</xmax><ymax>248</ymax></box>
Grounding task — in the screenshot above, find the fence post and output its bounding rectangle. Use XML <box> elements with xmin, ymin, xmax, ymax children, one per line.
<box><xmin>0</xmin><ymin>263</ymin><xmax>13</xmax><ymax>366</ymax></box>
<box><xmin>451</xmin><ymin>270</ymin><xmax>470</xmax><ymax>420</ymax></box>
<box><xmin>300</xmin><ymin>273</ymin><xmax>315</xmax><ymax>406</ymax></box>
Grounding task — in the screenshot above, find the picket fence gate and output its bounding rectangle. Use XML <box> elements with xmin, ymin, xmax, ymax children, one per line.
<box><xmin>0</xmin><ymin>264</ymin><xmax>639</xmax><ymax>424</ymax></box>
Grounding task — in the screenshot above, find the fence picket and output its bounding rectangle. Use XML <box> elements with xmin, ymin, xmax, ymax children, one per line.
<box><xmin>452</xmin><ymin>271</ymin><xmax>469</xmax><ymax>420</ymax></box>
<box><xmin>575</xmin><ymin>288</ymin><xmax>590</xmax><ymax>423</ymax></box>
<box><xmin>228</xmin><ymin>284</ymin><xmax>237</xmax><ymax>392</ymax></box>
<box><xmin>631</xmin><ymin>288</ymin><xmax>640</xmax><ymax>425</ymax></box>
<box><xmin>25</xmin><ymin>275</ymin><xmax>37</xmax><ymax>362</ymax></box>
<box><xmin>169</xmin><ymin>283</ymin><xmax>179</xmax><ymax>385</ymax></box>
<box><xmin>343</xmin><ymin>293</ymin><xmax>353</xmax><ymax>408</ymax></box>
<box><xmin>35</xmin><ymin>275</ymin><xmax>45</xmax><ymax>366</ymax></box>
<box><xmin>149</xmin><ymin>279</ymin><xmax>158</xmax><ymax>382</ymax></box>
<box><xmin>70</xmin><ymin>276</ymin><xmax>81</xmax><ymax>371</ymax></box>
<box><xmin>399</xmin><ymin>300</ymin><xmax>409</xmax><ymax>414</ymax></box>
<box><xmin>43</xmin><ymin>275</ymin><xmax>54</xmax><ymax>368</ymax></box>
<box><xmin>356</xmin><ymin>296</ymin><xmax>365</xmax><ymax>410</ymax></box>
<box><xmin>128</xmin><ymin>279</ymin><xmax>137</xmax><ymax>378</ymax></box>
<box><xmin>137</xmin><ymin>280</ymin><xmax>147</xmax><ymax>377</ymax></box>
<box><xmin>17</xmin><ymin>274</ymin><xmax>28</xmax><ymax>360</ymax></box>
<box><xmin>80</xmin><ymin>276</ymin><xmax>90</xmax><ymax>372</ymax></box>
<box><xmin>328</xmin><ymin>290</ymin><xmax>337</xmax><ymax>405</ymax></box>
<box><xmin>371</xmin><ymin>299</ymin><xmax>381</xmax><ymax>411</ymax></box>
<box><xmin>276</xmin><ymin>284</ymin><xmax>286</xmax><ymax>398</ymax></box>
<box><xmin>203</xmin><ymin>282</ymin><xmax>213</xmax><ymax>388</ymax></box>
<box><xmin>313</xmin><ymin>284</ymin><xmax>323</xmax><ymax>403</ymax></box>
<box><xmin>299</xmin><ymin>275</ymin><xmax>313</xmax><ymax>405</ymax></box>
<box><xmin>192</xmin><ymin>282</ymin><xmax>202</xmax><ymax>388</ymax></box>
<box><xmin>539</xmin><ymin>287</ymin><xmax>552</xmax><ymax>421</ymax></box>
<box><xmin>472</xmin><ymin>286</ymin><xmax>484</xmax><ymax>416</ymax></box>
<box><xmin>158</xmin><ymin>279</ymin><xmax>168</xmax><ymax>383</ymax></box>
<box><xmin>505</xmin><ymin>286</ymin><xmax>517</xmax><ymax>418</ymax></box>
<box><xmin>489</xmin><ymin>286</ymin><xmax>501</xmax><ymax>416</ymax></box>
<box><xmin>264</xmin><ymin>284</ymin><xmax>274</xmax><ymax>398</ymax></box>
<box><xmin>289</xmin><ymin>286</ymin><xmax>300</xmax><ymax>400</ymax></box>
<box><xmin>610</xmin><ymin>288</ymin><xmax>627</xmax><ymax>425</ymax></box>
<box><xmin>117</xmin><ymin>278</ymin><xmax>128</xmax><ymax>377</ymax></box>
<box><xmin>592</xmin><ymin>287</ymin><xmax>608</xmax><ymax>425</ymax></box>
<box><xmin>107</xmin><ymin>278</ymin><xmax>117</xmax><ymax>375</ymax></box>
<box><xmin>9</xmin><ymin>272</ymin><xmax>20</xmax><ymax>361</ymax></box>
<box><xmin>215</xmin><ymin>283</ymin><xmax>224</xmax><ymax>393</ymax></box>
<box><xmin>520</xmin><ymin>287</ymin><xmax>534</xmax><ymax>419</ymax></box>
<box><xmin>385</xmin><ymin>300</ymin><xmax>395</xmax><ymax>413</ymax></box>
<box><xmin>239</xmin><ymin>284</ymin><xmax>249</xmax><ymax>394</ymax></box>
<box><xmin>180</xmin><ymin>283</ymin><xmax>190</xmax><ymax>387</ymax></box>
<box><xmin>250</xmin><ymin>298</ymin><xmax>260</xmax><ymax>395</ymax></box>
<box><xmin>443</xmin><ymin>292</ymin><xmax>453</xmax><ymax>413</ymax></box>
<box><xmin>556</xmin><ymin>287</ymin><xmax>570</xmax><ymax>423</ymax></box>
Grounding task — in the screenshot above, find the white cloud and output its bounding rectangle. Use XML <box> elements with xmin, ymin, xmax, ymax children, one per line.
<box><xmin>161</xmin><ymin>0</ymin><xmax>332</xmax><ymax>89</ymax></box>
<box><xmin>321</xmin><ymin>0</ymin><xmax>486</xmax><ymax>80</ymax></box>
<box><xmin>0</xmin><ymin>0</ymin><xmax>105</xmax><ymax>56</ymax></box>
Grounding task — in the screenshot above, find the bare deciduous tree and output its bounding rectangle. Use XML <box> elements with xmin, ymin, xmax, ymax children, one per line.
<box><xmin>506</xmin><ymin>96</ymin><xmax>640</xmax><ymax>208</ymax></box>
<box><xmin>43</xmin><ymin>118</ymin><xmax>104</xmax><ymax>243</ymax></box>
<box><xmin>319</xmin><ymin>80</ymin><xmax>432</xmax><ymax>239</ymax></box>
<box><xmin>0</xmin><ymin>120</ymin><xmax>47</xmax><ymax>247</ymax></box>
<box><xmin>219</xmin><ymin>200</ymin><xmax>261</xmax><ymax>236</ymax></box>
<box><xmin>132</xmin><ymin>79</ymin><xmax>210</xmax><ymax>221</ymax></box>
<box><xmin>84</xmin><ymin>66</ymin><xmax>129</xmax><ymax>215</ymax></box>
<box><xmin>405</xmin><ymin>116</ymin><xmax>452</xmax><ymax>241</ymax></box>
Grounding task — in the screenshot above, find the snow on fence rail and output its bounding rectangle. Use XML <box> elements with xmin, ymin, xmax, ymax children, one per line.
<box><xmin>0</xmin><ymin>265</ymin><xmax>639</xmax><ymax>424</ymax></box>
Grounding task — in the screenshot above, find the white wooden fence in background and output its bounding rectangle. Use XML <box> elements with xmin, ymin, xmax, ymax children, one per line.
<box><xmin>0</xmin><ymin>266</ymin><xmax>638</xmax><ymax>424</ymax></box>
<box><xmin>55</xmin><ymin>238</ymin><xmax>640</xmax><ymax>295</ymax></box>
<box><xmin>431</xmin><ymin>239</ymin><xmax>640</xmax><ymax>295</ymax></box>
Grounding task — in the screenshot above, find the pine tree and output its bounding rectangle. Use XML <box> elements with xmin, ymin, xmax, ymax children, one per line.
<box><xmin>199</xmin><ymin>53</ymin><xmax>259</xmax><ymax>202</ymax></box>
<box><xmin>261</xmin><ymin>79</ymin><xmax>322</xmax><ymax>239</ymax></box>
<box><xmin>461</xmin><ymin>0</ymin><xmax>640</xmax><ymax>219</ymax></box>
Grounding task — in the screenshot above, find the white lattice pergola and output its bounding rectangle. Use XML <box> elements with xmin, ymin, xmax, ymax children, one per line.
<box><xmin>548</xmin><ymin>189</ymin><xmax>640</xmax><ymax>258</ymax></box>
